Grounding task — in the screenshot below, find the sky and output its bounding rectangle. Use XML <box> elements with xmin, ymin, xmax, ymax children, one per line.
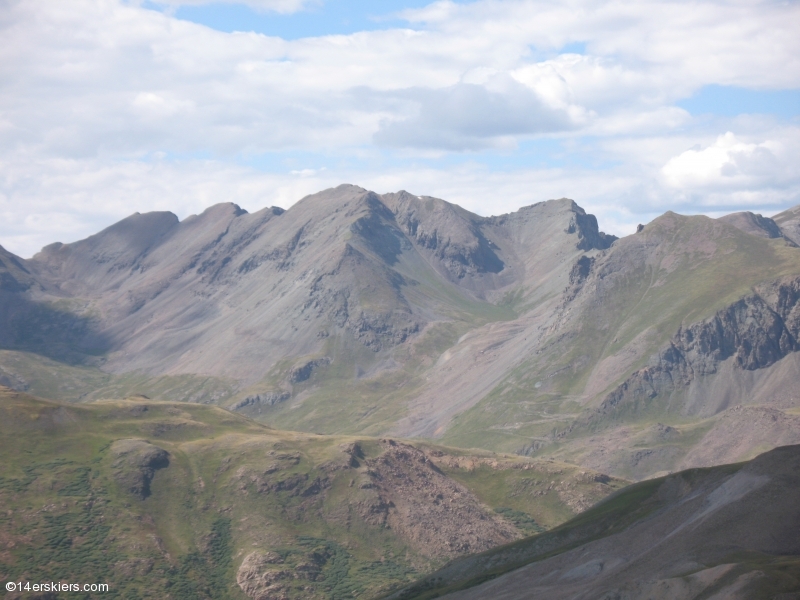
<box><xmin>1</xmin><ymin>0</ymin><xmax>799</xmax><ymax>257</ymax></box>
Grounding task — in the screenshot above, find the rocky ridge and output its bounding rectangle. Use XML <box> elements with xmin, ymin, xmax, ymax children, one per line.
<box><xmin>773</xmin><ymin>204</ymin><xmax>800</xmax><ymax>245</ymax></box>
<box><xmin>4</xmin><ymin>186</ymin><xmax>612</xmax><ymax>382</ymax></box>
<box><xmin>594</xmin><ymin>274</ymin><xmax>800</xmax><ymax>421</ymax></box>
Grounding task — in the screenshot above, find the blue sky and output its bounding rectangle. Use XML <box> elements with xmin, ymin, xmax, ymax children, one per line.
<box><xmin>678</xmin><ymin>86</ymin><xmax>800</xmax><ymax>119</ymax></box>
<box><xmin>1</xmin><ymin>0</ymin><xmax>799</xmax><ymax>256</ymax></box>
<box><xmin>162</xmin><ymin>1</ymin><xmax>457</xmax><ymax>38</ymax></box>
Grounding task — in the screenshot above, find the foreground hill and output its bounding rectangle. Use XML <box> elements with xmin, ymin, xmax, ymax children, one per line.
<box><xmin>386</xmin><ymin>444</ymin><xmax>800</xmax><ymax>599</ymax></box>
<box><xmin>1</xmin><ymin>186</ymin><xmax>800</xmax><ymax>481</ymax></box>
<box><xmin>0</xmin><ymin>387</ymin><xmax>624</xmax><ymax>599</ymax></box>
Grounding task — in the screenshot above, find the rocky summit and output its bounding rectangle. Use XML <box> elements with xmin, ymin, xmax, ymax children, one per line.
<box><xmin>2</xmin><ymin>185</ymin><xmax>800</xmax><ymax>599</ymax></box>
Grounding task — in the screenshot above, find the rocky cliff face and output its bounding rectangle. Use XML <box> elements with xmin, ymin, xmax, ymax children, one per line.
<box><xmin>595</xmin><ymin>275</ymin><xmax>800</xmax><ymax>420</ymax></box>
<box><xmin>382</xmin><ymin>191</ymin><xmax>505</xmax><ymax>283</ymax></box>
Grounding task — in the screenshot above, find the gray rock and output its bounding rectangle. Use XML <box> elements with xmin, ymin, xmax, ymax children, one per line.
<box><xmin>230</xmin><ymin>391</ymin><xmax>291</xmax><ymax>411</ymax></box>
<box><xmin>111</xmin><ymin>439</ymin><xmax>169</xmax><ymax>499</ymax></box>
<box><xmin>596</xmin><ymin>275</ymin><xmax>800</xmax><ymax>419</ymax></box>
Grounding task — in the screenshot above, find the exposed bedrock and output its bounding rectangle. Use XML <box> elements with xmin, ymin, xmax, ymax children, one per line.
<box><xmin>563</xmin><ymin>206</ymin><xmax>617</xmax><ymax>251</ymax></box>
<box><xmin>382</xmin><ymin>191</ymin><xmax>505</xmax><ymax>280</ymax></box>
<box><xmin>594</xmin><ymin>275</ymin><xmax>800</xmax><ymax>420</ymax></box>
<box><xmin>110</xmin><ymin>438</ymin><xmax>170</xmax><ymax>499</ymax></box>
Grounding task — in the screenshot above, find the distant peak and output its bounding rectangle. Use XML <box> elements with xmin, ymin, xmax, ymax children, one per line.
<box><xmin>334</xmin><ymin>183</ymin><xmax>367</xmax><ymax>192</ymax></box>
<box><xmin>718</xmin><ymin>211</ymin><xmax>783</xmax><ymax>239</ymax></box>
<box><xmin>197</xmin><ymin>202</ymin><xmax>247</xmax><ymax>218</ymax></box>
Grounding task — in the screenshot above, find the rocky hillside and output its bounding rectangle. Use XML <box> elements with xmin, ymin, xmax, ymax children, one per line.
<box><xmin>386</xmin><ymin>444</ymin><xmax>800</xmax><ymax>600</ymax></box>
<box><xmin>436</xmin><ymin>209</ymin><xmax>800</xmax><ymax>477</ymax></box>
<box><xmin>0</xmin><ymin>387</ymin><xmax>624</xmax><ymax>600</ymax></box>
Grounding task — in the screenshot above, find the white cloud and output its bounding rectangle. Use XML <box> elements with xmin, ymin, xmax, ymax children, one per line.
<box><xmin>662</xmin><ymin>132</ymin><xmax>792</xmax><ymax>189</ymax></box>
<box><xmin>0</xmin><ymin>154</ymin><xmax>644</xmax><ymax>257</ymax></box>
<box><xmin>1</xmin><ymin>0</ymin><xmax>799</xmax><ymax>257</ymax></box>
<box><xmin>373</xmin><ymin>78</ymin><xmax>581</xmax><ymax>150</ymax></box>
<box><xmin>4</xmin><ymin>0</ymin><xmax>799</xmax><ymax>157</ymax></box>
<box><xmin>0</xmin><ymin>155</ymin><xmax>334</xmax><ymax>257</ymax></box>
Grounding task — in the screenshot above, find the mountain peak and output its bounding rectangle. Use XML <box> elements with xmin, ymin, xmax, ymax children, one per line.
<box><xmin>718</xmin><ymin>211</ymin><xmax>783</xmax><ymax>239</ymax></box>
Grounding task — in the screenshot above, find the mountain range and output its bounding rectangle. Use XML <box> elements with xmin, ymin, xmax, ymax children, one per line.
<box><xmin>2</xmin><ymin>184</ymin><xmax>799</xmax><ymax>478</ymax></box>
<box><xmin>2</xmin><ymin>184</ymin><xmax>800</xmax><ymax>598</ymax></box>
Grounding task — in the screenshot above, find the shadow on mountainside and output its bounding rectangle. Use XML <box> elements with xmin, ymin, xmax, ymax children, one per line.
<box><xmin>0</xmin><ymin>292</ymin><xmax>112</xmax><ymax>366</ymax></box>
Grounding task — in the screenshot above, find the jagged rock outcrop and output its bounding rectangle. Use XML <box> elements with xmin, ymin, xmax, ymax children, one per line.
<box><xmin>110</xmin><ymin>439</ymin><xmax>169</xmax><ymax>499</ymax></box>
<box><xmin>288</xmin><ymin>357</ymin><xmax>331</xmax><ymax>383</ymax></box>
<box><xmin>563</xmin><ymin>255</ymin><xmax>595</xmax><ymax>303</ymax></box>
<box><xmin>562</xmin><ymin>203</ymin><xmax>617</xmax><ymax>251</ymax></box>
<box><xmin>382</xmin><ymin>191</ymin><xmax>505</xmax><ymax>281</ymax></box>
<box><xmin>596</xmin><ymin>275</ymin><xmax>800</xmax><ymax>418</ymax></box>
<box><xmin>230</xmin><ymin>391</ymin><xmax>291</xmax><ymax>412</ymax></box>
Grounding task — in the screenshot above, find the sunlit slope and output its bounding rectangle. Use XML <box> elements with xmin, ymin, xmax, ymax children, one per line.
<box><xmin>0</xmin><ymin>387</ymin><xmax>624</xmax><ymax>600</ymax></box>
<box><xmin>387</xmin><ymin>444</ymin><xmax>800</xmax><ymax>600</ymax></box>
<box><xmin>439</xmin><ymin>213</ymin><xmax>800</xmax><ymax>457</ymax></box>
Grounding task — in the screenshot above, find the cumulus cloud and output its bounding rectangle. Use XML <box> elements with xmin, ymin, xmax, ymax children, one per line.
<box><xmin>662</xmin><ymin>131</ymin><xmax>794</xmax><ymax>190</ymax></box>
<box><xmin>4</xmin><ymin>0</ymin><xmax>799</xmax><ymax>157</ymax></box>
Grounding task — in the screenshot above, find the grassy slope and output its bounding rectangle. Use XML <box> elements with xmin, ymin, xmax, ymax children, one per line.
<box><xmin>0</xmin><ymin>349</ymin><xmax>241</xmax><ymax>405</ymax></box>
<box><xmin>0</xmin><ymin>388</ymin><xmax>623</xmax><ymax>600</ymax></box>
<box><xmin>440</xmin><ymin>215</ymin><xmax>800</xmax><ymax>454</ymax></box>
<box><xmin>384</xmin><ymin>475</ymin><xmax>672</xmax><ymax>599</ymax></box>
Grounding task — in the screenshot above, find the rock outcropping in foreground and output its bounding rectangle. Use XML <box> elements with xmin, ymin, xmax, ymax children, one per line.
<box><xmin>387</xmin><ymin>444</ymin><xmax>800</xmax><ymax>600</ymax></box>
